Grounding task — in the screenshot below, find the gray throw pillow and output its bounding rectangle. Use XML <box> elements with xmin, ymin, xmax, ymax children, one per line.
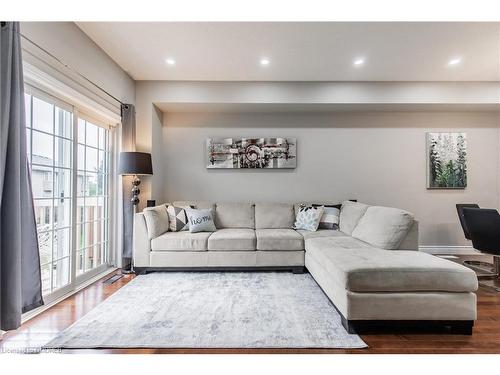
<box><xmin>186</xmin><ymin>208</ymin><xmax>217</xmax><ymax>233</ymax></box>
<box><xmin>319</xmin><ymin>206</ymin><xmax>341</xmax><ymax>230</ymax></box>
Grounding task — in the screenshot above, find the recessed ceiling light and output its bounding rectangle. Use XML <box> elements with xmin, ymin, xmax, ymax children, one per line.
<box><xmin>260</xmin><ymin>58</ymin><xmax>270</xmax><ymax>66</ymax></box>
<box><xmin>353</xmin><ymin>58</ymin><xmax>365</xmax><ymax>66</ymax></box>
<box><xmin>448</xmin><ymin>57</ymin><xmax>462</xmax><ymax>66</ymax></box>
<box><xmin>166</xmin><ymin>58</ymin><xmax>176</xmax><ymax>66</ymax></box>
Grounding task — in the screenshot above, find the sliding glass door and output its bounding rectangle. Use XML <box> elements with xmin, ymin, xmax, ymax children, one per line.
<box><xmin>25</xmin><ymin>88</ymin><xmax>112</xmax><ymax>298</ymax></box>
<box><xmin>76</xmin><ymin>118</ymin><xmax>110</xmax><ymax>276</ymax></box>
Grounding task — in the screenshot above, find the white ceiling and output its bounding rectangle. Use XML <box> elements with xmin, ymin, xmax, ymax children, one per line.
<box><xmin>77</xmin><ymin>22</ymin><xmax>500</xmax><ymax>82</ymax></box>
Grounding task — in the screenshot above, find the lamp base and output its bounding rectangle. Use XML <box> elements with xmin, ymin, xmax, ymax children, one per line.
<box><xmin>131</xmin><ymin>175</ymin><xmax>141</xmax><ymax>205</ymax></box>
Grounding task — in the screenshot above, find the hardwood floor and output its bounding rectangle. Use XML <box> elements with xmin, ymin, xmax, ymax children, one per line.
<box><xmin>2</xmin><ymin>269</ymin><xmax>500</xmax><ymax>354</ymax></box>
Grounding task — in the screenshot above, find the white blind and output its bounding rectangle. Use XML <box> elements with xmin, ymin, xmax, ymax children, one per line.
<box><xmin>22</xmin><ymin>40</ymin><xmax>121</xmax><ymax>126</ymax></box>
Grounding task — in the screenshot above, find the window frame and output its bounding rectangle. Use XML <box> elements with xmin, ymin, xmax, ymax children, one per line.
<box><xmin>24</xmin><ymin>84</ymin><xmax>116</xmax><ymax>302</ymax></box>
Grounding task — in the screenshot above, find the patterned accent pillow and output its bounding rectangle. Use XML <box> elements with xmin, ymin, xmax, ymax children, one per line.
<box><xmin>318</xmin><ymin>206</ymin><xmax>341</xmax><ymax>230</ymax></box>
<box><xmin>185</xmin><ymin>208</ymin><xmax>217</xmax><ymax>233</ymax></box>
<box><xmin>166</xmin><ymin>205</ymin><xmax>192</xmax><ymax>232</ymax></box>
<box><xmin>294</xmin><ymin>205</ymin><xmax>324</xmax><ymax>231</ymax></box>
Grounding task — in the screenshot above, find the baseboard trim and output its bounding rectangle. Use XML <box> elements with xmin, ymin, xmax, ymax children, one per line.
<box><xmin>419</xmin><ymin>246</ymin><xmax>478</xmax><ymax>255</ymax></box>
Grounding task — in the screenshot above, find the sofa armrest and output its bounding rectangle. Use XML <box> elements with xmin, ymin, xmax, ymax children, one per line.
<box><xmin>134</xmin><ymin>213</ymin><xmax>151</xmax><ymax>267</ymax></box>
<box><xmin>398</xmin><ymin>220</ymin><xmax>419</xmax><ymax>251</ymax></box>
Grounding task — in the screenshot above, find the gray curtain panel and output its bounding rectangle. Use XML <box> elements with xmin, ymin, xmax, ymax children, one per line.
<box><xmin>0</xmin><ymin>22</ymin><xmax>44</xmax><ymax>330</ymax></box>
<box><xmin>121</xmin><ymin>104</ymin><xmax>136</xmax><ymax>270</ymax></box>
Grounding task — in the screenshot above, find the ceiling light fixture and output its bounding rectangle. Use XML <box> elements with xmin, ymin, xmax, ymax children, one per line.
<box><xmin>448</xmin><ymin>57</ymin><xmax>462</xmax><ymax>66</ymax></box>
<box><xmin>166</xmin><ymin>58</ymin><xmax>176</xmax><ymax>66</ymax></box>
<box><xmin>260</xmin><ymin>58</ymin><xmax>270</xmax><ymax>66</ymax></box>
<box><xmin>353</xmin><ymin>58</ymin><xmax>365</xmax><ymax>66</ymax></box>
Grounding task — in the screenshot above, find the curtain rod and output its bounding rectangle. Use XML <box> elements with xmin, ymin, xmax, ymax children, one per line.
<box><xmin>19</xmin><ymin>32</ymin><xmax>125</xmax><ymax>108</ymax></box>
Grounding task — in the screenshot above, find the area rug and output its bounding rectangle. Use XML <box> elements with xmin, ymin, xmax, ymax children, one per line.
<box><xmin>44</xmin><ymin>272</ymin><xmax>367</xmax><ymax>349</ymax></box>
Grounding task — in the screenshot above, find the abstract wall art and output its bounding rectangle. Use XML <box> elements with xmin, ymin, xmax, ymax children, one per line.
<box><xmin>206</xmin><ymin>138</ymin><xmax>296</xmax><ymax>169</ymax></box>
<box><xmin>426</xmin><ymin>132</ymin><xmax>467</xmax><ymax>189</ymax></box>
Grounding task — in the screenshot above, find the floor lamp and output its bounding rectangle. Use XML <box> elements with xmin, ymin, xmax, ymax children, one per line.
<box><xmin>118</xmin><ymin>152</ymin><xmax>153</xmax><ymax>274</ymax></box>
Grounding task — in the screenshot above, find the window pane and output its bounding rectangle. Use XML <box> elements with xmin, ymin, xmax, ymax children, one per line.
<box><xmin>32</xmin><ymin>96</ymin><xmax>53</xmax><ymax>133</ymax></box>
<box><xmin>53</xmin><ymin>257</ymin><xmax>70</xmax><ymax>289</ymax></box>
<box><xmin>77</xmin><ymin>144</ymin><xmax>85</xmax><ymax>170</ymax></box>
<box><xmin>98</xmin><ymin>127</ymin><xmax>106</xmax><ymax>149</ymax></box>
<box><xmin>93</xmin><ymin>244</ymin><xmax>102</xmax><ymax>267</ymax></box>
<box><xmin>97</xmin><ymin>174</ymin><xmax>106</xmax><ymax>196</ymax></box>
<box><xmin>98</xmin><ymin>150</ymin><xmax>106</xmax><ymax>174</ymax></box>
<box><xmin>85</xmin><ymin>196</ymin><xmax>104</xmax><ymax>221</ymax></box>
<box><xmin>83</xmin><ymin>222</ymin><xmax>94</xmax><ymax>249</ymax></box>
<box><xmin>54</xmin><ymin>138</ymin><xmax>72</xmax><ymax>168</ymax></box>
<box><xmin>26</xmin><ymin>129</ymin><xmax>31</xmax><ymax>162</ymax></box>
<box><xmin>86</xmin><ymin>122</ymin><xmax>99</xmax><ymax>148</ymax></box>
<box><xmin>53</xmin><ymin>228</ymin><xmax>71</xmax><ymax>259</ymax></box>
<box><xmin>84</xmin><ymin>247</ymin><xmax>94</xmax><ymax>271</ymax></box>
<box><xmin>54</xmin><ymin>168</ymin><xmax>71</xmax><ymax>199</ymax></box>
<box><xmin>34</xmin><ymin>199</ymin><xmax>52</xmax><ymax>229</ymax></box>
<box><xmin>38</xmin><ymin>230</ymin><xmax>52</xmax><ymax>266</ymax></box>
<box><xmin>40</xmin><ymin>263</ymin><xmax>52</xmax><ymax>295</ymax></box>
<box><xmin>76</xmin><ymin>224</ymin><xmax>85</xmax><ymax>250</ymax></box>
<box><xmin>100</xmin><ymin>242</ymin><xmax>107</xmax><ymax>265</ymax></box>
<box><xmin>76</xmin><ymin>172</ymin><xmax>85</xmax><ymax>197</ymax></box>
<box><xmin>78</xmin><ymin>119</ymin><xmax>85</xmax><ymax>144</ymax></box>
<box><xmin>53</xmin><ymin>198</ymin><xmax>71</xmax><ymax>229</ymax></box>
<box><xmin>76</xmin><ymin>250</ymin><xmax>84</xmax><ymax>276</ymax></box>
<box><xmin>32</xmin><ymin>131</ymin><xmax>53</xmax><ymax>165</ymax></box>
<box><xmin>86</xmin><ymin>173</ymin><xmax>98</xmax><ymax>196</ymax></box>
<box><xmin>31</xmin><ymin>165</ymin><xmax>53</xmax><ymax>199</ymax></box>
<box><xmin>76</xmin><ymin>198</ymin><xmax>85</xmax><ymax>223</ymax></box>
<box><xmin>55</xmin><ymin>107</ymin><xmax>72</xmax><ymax>139</ymax></box>
<box><xmin>24</xmin><ymin>93</ymin><xmax>31</xmax><ymax>128</ymax></box>
<box><xmin>85</xmin><ymin>146</ymin><xmax>98</xmax><ymax>172</ymax></box>
<box><xmin>92</xmin><ymin>219</ymin><xmax>104</xmax><ymax>245</ymax></box>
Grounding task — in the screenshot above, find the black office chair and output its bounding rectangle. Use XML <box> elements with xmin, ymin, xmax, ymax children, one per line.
<box><xmin>456</xmin><ymin>204</ymin><xmax>479</xmax><ymax>240</ymax></box>
<box><xmin>456</xmin><ymin>204</ymin><xmax>494</xmax><ymax>276</ymax></box>
<box><xmin>463</xmin><ymin>207</ymin><xmax>500</xmax><ymax>291</ymax></box>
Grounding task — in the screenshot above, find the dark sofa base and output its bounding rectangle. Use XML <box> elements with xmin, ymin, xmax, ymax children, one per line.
<box><xmin>341</xmin><ymin>316</ymin><xmax>474</xmax><ymax>335</ymax></box>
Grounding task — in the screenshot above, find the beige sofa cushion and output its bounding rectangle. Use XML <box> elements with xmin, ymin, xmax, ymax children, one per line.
<box><xmin>142</xmin><ymin>204</ymin><xmax>169</xmax><ymax>239</ymax></box>
<box><xmin>296</xmin><ymin>229</ymin><xmax>349</xmax><ymax>240</ymax></box>
<box><xmin>151</xmin><ymin>231</ymin><xmax>211</xmax><ymax>251</ymax></box>
<box><xmin>255</xmin><ymin>203</ymin><xmax>295</xmax><ymax>229</ymax></box>
<box><xmin>306</xmin><ymin>239</ymin><xmax>478</xmax><ymax>293</ymax></box>
<box><xmin>305</xmin><ymin>236</ymin><xmax>373</xmax><ymax>250</ymax></box>
<box><xmin>214</xmin><ymin>202</ymin><xmax>255</xmax><ymax>229</ymax></box>
<box><xmin>256</xmin><ymin>229</ymin><xmax>304</xmax><ymax>251</ymax></box>
<box><xmin>208</xmin><ymin>228</ymin><xmax>256</xmax><ymax>251</ymax></box>
<box><xmin>339</xmin><ymin>201</ymin><xmax>370</xmax><ymax>235</ymax></box>
<box><xmin>352</xmin><ymin>206</ymin><xmax>415</xmax><ymax>250</ymax></box>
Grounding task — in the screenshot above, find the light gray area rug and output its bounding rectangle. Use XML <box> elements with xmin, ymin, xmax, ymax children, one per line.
<box><xmin>45</xmin><ymin>272</ymin><xmax>367</xmax><ymax>349</ymax></box>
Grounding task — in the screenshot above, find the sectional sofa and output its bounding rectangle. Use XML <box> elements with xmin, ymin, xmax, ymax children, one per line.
<box><xmin>133</xmin><ymin>200</ymin><xmax>478</xmax><ymax>334</ymax></box>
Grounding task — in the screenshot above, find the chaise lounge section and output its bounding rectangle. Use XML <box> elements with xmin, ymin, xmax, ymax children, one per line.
<box><xmin>133</xmin><ymin>200</ymin><xmax>478</xmax><ymax>334</ymax></box>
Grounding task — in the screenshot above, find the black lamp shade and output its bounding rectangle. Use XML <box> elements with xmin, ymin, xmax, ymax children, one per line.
<box><xmin>118</xmin><ymin>152</ymin><xmax>153</xmax><ymax>176</ymax></box>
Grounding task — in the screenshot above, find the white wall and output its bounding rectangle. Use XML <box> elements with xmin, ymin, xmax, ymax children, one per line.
<box><xmin>20</xmin><ymin>22</ymin><xmax>135</xmax><ymax>104</ymax></box>
<box><xmin>160</xmin><ymin>111</ymin><xmax>499</xmax><ymax>247</ymax></box>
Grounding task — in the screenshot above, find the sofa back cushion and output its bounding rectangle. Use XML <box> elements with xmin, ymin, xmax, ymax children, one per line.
<box><xmin>172</xmin><ymin>201</ymin><xmax>216</xmax><ymax>211</ymax></box>
<box><xmin>142</xmin><ymin>204</ymin><xmax>169</xmax><ymax>239</ymax></box>
<box><xmin>351</xmin><ymin>206</ymin><xmax>415</xmax><ymax>250</ymax></box>
<box><xmin>215</xmin><ymin>202</ymin><xmax>255</xmax><ymax>229</ymax></box>
<box><xmin>255</xmin><ymin>203</ymin><xmax>295</xmax><ymax>229</ymax></box>
<box><xmin>339</xmin><ymin>201</ymin><xmax>370</xmax><ymax>235</ymax></box>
